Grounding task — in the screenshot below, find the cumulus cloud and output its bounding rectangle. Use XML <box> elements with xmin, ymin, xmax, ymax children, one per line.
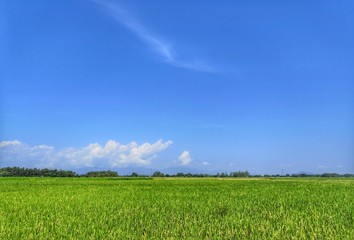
<box><xmin>178</xmin><ymin>151</ymin><xmax>192</xmax><ymax>165</ymax></box>
<box><xmin>0</xmin><ymin>141</ymin><xmax>55</xmax><ymax>168</ymax></box>
<box><xmin>0</xmin><ymin>139</ymin><xmax>173</xmax><ymax>169</ymax></box>
<box><xmin>0</xmin><ymin>140</ymin><xmax>21</xmax><ymax>147</ymax></box>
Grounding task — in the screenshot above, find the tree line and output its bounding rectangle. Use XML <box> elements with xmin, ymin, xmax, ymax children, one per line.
<box><xmin>0</xmin><ymin>167</ymin><xmax>353</xmax><ymax>178</ymax></box>
<box><xmin>151</xmin><ymin>171</ymin><xmax>250</xmax><ymax>178</ymax></box>
<box><xmin>0</xmin><ymin>167</ymin><xmax>77</xmax><ymax>177</ymax></box>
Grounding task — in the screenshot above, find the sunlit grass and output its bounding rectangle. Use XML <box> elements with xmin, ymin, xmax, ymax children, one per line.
<box><xmin>0</xmin><ymin>177</ymin><xmax>353</xmax><ymax>239</ymax></box>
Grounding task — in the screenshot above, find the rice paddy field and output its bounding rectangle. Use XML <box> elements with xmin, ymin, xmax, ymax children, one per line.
<box><xmin>0</xmin><ymin>177</ymin><xmax>353</xmax><ymax>239</ymax></box>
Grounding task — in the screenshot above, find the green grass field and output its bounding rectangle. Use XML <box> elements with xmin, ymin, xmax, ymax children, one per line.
<box><xmin>0</xmin><ymin>177</ymin><xmax>353</xmax><ymax>239</ymax></box>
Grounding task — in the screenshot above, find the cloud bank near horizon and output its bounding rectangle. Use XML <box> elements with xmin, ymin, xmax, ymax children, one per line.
<box><xmin>93</xmin><ymin>0</ymin><xmax>215</xmax><ymax>73</ymax></box>
<box><xmin>0</xmin><ymin>139</ymin><xmax>173</xmax><ymax>169</ymax></box>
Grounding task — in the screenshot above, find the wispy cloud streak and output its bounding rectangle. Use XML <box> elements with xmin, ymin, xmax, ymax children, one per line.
<box><xmin>93</xmin><ymin>0</ymin><xmax>214</xmax><ymax>72</ymax></box>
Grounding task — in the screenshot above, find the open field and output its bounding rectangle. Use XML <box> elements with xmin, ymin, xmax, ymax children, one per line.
<box><xmin>0</xmin><ymin>177</ymin><xmax>353</xmax><ymax>239</ymax></box>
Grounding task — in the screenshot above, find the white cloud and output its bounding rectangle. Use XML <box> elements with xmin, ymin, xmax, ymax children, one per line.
<box><xmin>178</xmin><ymin>151</ymin><xmax>192</xmax><ymax>165</ymax></box>
<box><xmin>93</xmin><ymin>0</ymin><xmax>214</xmax><ymax>72</ymax></box>
<box><xmin>0</xmin><ymin>140</ymin><xmax>21</xmax><ymax>147</ymax></box>
<box><xmin>0</xmin><ymin>141</ymin><xmax>55</xmax><ymax>168</ymax></box>
<box><xmin>202</xmin><ymin>161</ymin><xmax>209</xmax><ymax>165</ymax></box>
<box><xmin>0</xmin><ymin>139</ymin><xmax>173</xmax><ymax>169</ymax></box>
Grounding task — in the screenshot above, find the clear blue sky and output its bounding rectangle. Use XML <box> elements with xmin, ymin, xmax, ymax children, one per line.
<box><xmin>1</xmin><ymin>0</ymin><xmax>353</xmax><ymax>174</ymax></box>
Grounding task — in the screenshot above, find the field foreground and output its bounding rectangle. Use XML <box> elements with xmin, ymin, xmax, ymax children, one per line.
<box><xmin>0</xmin><ymin>177</ymin><xmax>353</xmax><ymax>239</ymax></box>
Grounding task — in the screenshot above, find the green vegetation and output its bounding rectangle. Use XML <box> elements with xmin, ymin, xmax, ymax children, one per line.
<box><xmin>0</xmin><ymin>167</ymin><xmax>77</xmax><ymax>177</ymax></box>
<box><xmin>83</xmin><ymin>170</ymin><xmax>118</xmax><ymax>177</ymax></box>
<box><xmin>0</xmin><ymin>178</ymin><xmax>353</xmax><ymax>239</ymax></box>
<box><xmin>2</xmin><ymin>167</ymin><xmax>353</xmax><ymax>178</ymax></box>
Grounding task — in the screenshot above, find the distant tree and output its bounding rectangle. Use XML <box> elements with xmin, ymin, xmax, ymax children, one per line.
<box><xmin>343</xmin><ymin>174</ymin><xmax>354</xmax><ymax>178</ymax></box>
<box><xmin>131</xmin><ymin>172</ymin><xmax>138</xmax><ymax>177</ymax></box>
<box><xmin>185</xmin><ymin>173</ymin><xmax>193</xmax><ymax>177</ymax></box>
<box><xmin>0</xmin><ymin>167</ymin><xmax>77</xmax><ymax>177</ymax></box>
<box><xmin>230</xmin><ymin>171</ymin><xmax>249</xmax><ymax>178</ymax></box>
<box><xmin>321</xmin><ymin>173</ymin><xmax>339</xmax><ymax>178</ymax></box>
<box><xmin>84</xmin><ymin>170</ymin><xmax>118</xmax><ymax>177</ymax></box>
<box><xmin>152</xmin><ymin>171</ymin><xmax>165</xmax><ymax>177</ymax></box>
<box><xmin>217</xmin><ymin>172</ymin><xmax>228</xmax><ymax>178</ymax></box>
<box><xmin>0</xmin><ymin>168</ymin><xmax>10</xmax><ymax>177</ymax></box>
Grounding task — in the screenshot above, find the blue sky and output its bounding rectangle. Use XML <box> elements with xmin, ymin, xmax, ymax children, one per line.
<box><xmin>1</xmin><ymin>0</ymin><xmax>353</xmax><ymax>174</ymax></box>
